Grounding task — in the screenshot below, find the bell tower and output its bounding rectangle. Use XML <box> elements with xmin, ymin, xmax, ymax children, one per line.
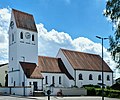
<box><xmin>8</xmin><ymin>9</ymin><xmax>38</xmax><ymax>86</ymax></box>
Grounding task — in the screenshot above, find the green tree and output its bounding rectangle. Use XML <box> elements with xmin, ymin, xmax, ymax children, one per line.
<box><xmin>104</xmin><ymin>0</ymin><xmax>120</xmax><ymax>67</ymax></box>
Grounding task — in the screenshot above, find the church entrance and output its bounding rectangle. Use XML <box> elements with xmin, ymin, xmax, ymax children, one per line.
<box><xmin>33</xmin><ymin>82</ymin><xmax>38</xmax><ymax>91</ymax></box>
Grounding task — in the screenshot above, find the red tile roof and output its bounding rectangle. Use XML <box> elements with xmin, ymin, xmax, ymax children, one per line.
<box><xmin>12</xmin><ymin>9</ymin><xmax>37</xmax><ymax>32</ymax></box>
<box><xmin>20</xmin><ymin>62</ymin><xmax>43</xmax><ymax>79</ymax></box>
<box><xmin>61</xmin><ymin>49</ymin><xmax>113</xmax><ymax>72</ymax></box>
<box><xmin>38</xmin><ymin>56</ymin><xmax>74</xmax><ymax>80</ymax></box>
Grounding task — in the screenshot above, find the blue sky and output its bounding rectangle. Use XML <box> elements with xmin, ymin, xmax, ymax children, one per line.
<box><xmin>0</xmin><ymin>0</ymin><xmax>114</xmax><ymax>48</ymax></box>
<box><xmin>0</xmin><ymin>0</ymin><xmax>118</xmax><ymax>75</ymax></box>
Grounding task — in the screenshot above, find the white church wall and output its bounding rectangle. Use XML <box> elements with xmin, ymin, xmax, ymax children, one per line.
<box><xmin>57</xmin><ymin>49</ymin><xmax>74</xmax><ymax>78</ymax></box>
<box><xmin>42</xmin><ymin>73</ymin><xmax>64</xmax><ymax>88</ymax></box>
<box><xmin>63</xmin><ymin>74</ymin><xmax>74</xmax><ymax>87</ymax></box>
<box><xmin>17</xmin><ymin>28</ymin><xmax>38</xmax><ymax>64</ymax></box>
<box><xmin>8</xmin><ymin>71</ymin><xmax>21</xmax><ymax>86</ymax></box>
<box><xmin>76</xmin><ymin>70</ymin><xmax>113</xmax><ymax>87</ymax></box>
<box><xmin>27</xmin><ymin>79</ymin><xmax>43</xmax><ymax>90</ymax></box>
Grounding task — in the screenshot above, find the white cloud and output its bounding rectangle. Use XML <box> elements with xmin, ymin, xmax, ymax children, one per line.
<box><xmin>0</xmin><ymin>8</ymin><xmax>10</xmax><ymax>64</ymax></box>
<box><xmin>0</xmin><ymin>8</ymin><xmax>117</xmax><ymax>78</ymax></box>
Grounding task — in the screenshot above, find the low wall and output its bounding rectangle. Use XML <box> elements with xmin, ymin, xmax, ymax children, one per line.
<box><xmin>61</xmin><ymin>87</ymin><xmax>87</xmax><ymax>96</ymax></box>
<box><xmin>44</xmin><ymin>87</ymin><xmax>87</xmax><ymax>96</ymax></box>
<box><xmin>0</xmin><ymin>87</ymin><xmax>9</xmax><ymax>95</ymax></box>
<box><xmin>0</xmin><ymin>86</ymin><xmax>33</xmax><ymax>96</ymax></box>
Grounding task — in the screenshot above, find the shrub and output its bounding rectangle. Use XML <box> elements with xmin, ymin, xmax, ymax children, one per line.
<box><xmin>111</xmin><ymin>83</ymin><xmax>120</xmax><ymax>90</ymax></box>
<box><xmin>86</xmin><ymin>87</ymin><xmax>96</xmax><ymax>96</ymax></box>
<box><xmin>83</xmin><ymin>84</ymin><xmax>100</xmax><ymax>88</ymax></box>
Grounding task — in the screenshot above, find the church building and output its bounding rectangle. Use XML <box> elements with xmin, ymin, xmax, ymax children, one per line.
<box><xmin>8</xmin><ymin>9</ymin><xmax>113</xmax><ymax>95</ymax></box>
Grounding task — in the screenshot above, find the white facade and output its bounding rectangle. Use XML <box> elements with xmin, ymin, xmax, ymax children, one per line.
<box><xmin>57</xmin><ymin>49</ymin><xmax>113</xmax><ymax>87</ymax></box>
<box><xmin>76</xmin><ymin>70</ymin><xmax>113</xmax><ymax>87</ymax></box>
<box><xmin>8</xmin><ymin>10</ymin><xmax>38</xmax><ymax>86</ymax></box>
<box><xmin>42</xmin><ymin>73</ymin><xmax>74</xmax><ymax>88</ymax></box>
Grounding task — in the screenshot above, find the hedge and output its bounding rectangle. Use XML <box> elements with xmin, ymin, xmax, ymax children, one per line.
<box><xmin>86</xmin><ymin>87</ymin><xmax>120</xmax><ymax>98</ymax></box>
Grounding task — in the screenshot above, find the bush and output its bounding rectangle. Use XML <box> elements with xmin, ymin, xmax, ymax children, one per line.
<box><xmin>85</xmin><ymin>86</ymin><xmax>120</xmax><ymax>98</ymax></box>
<box><xmin>108</xmin><ymin>93</ymin><xmax>120</xmax><ymax>98</ymax></box>
<box><xmin>86</xmin><ymin>87</ymin><xmax>96</xmax><ymax>96</ymax></box>
<box><xmin>111</xmin><ymin>83</ymin><xmax>120</xmax><ymax>90</ymax></box>
<box><xmin>83</xmin><ymin>84</ymin><xmax>100</xmax><ymax>88</ymax></box>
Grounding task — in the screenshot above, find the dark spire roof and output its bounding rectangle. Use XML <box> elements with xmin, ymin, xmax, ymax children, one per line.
<box><xmin>12</xmin><ymin>9</ymin><xmax>37</xmax><ymax>32</ymax></box>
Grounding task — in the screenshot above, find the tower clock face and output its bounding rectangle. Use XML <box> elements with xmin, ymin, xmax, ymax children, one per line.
<box><xmin>10</xmin><ymin>21</ymin><xmax>14</xmax><ymax>29</ymax></box>
<box><xmin>25</xmin><ymin>32</ymin><xmax>31</xmax><ymax>39</ymax></box>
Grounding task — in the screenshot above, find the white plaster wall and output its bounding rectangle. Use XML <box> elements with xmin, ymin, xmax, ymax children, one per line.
<box><xmin>57</xmin><ymin>49</ymin><xmax>74</xmax><ymax>78</ymax></box>
<box><xmin>17</xmin><ymin>28</ymin><xmax>38</xmax><ymax>64</ymax></box>
<box><xmin>0</xmin><ymin>65</ymin><xmax>8</xmax><ymax>86</ymax></box>
<box><xmin>8</xmin><ymin>11</ymin><xmax>20</xmax><ymax>86</ymax></box>
<box><xmin>63</xmin><ymin>74</ymin><xmax>74</xmax><ymax>87</ymax></box>
<box><xmin>42</xmin><ymin>73</ymin><xmax>64</xmax><ymax>88</ymax></box>
<box><xmin>76</xmin><ymin>70</ymin><xmax>113</xmax><ymax>87</ymax></box>
<box><xmin>27</xmin><ymin>79</ymin><xmax>43</xmax><ymax>90</ymax></box>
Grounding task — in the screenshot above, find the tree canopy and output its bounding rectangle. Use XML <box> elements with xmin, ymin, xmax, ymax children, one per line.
<box><xmin>104</xmin><ymin>0</ymin><xmax>120</xmax><ymax>66</ymax></box>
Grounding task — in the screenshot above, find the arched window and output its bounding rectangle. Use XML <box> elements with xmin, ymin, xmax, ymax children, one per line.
<box><xmin>98</xmin><ymin>75</ymin><xmax>101</xmax><ymax>80</ymax></box>
<box><xmin>89</xmin><ymin>74</ymin><xmax>93</xmax><ymax>80</ymax></box>
<box><xmin>20</xmin><ymin>32</ymin><xmax>23</xmax><ymax>39</ymax></box>
<box><xmin>45</xmin><ymin>76</ymin><xmax>48</xmax><ymax>84</ymax></box>
<box><xmin>59</xmin><ymin>76</ymin><xmax>61</xmax><ymax>84</ymax></box>
<box><xmin>79</xmin><ymin>74</ymin><xmax>83</xmax><ymax>80</ymax></box>
<box><xmin>107</xmin><ymin>75</ymin><xmax>110</xmax><ymax>81</ymax></box>
<box><xmin>32</xmin><ymin>34</ymin><xmax>34</xmax><ymax>41</ymax></box>
<box><xmin>52</xmin><ymin>76</ymin><xmax>55</xmax><ymax>84</ymax></box>
<box><xmin>12</xmin><ymin>33</ymin><xmax>14</xmax><ymax>42</ymax></box>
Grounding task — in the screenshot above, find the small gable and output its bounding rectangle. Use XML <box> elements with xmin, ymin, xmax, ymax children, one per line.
<box><xmin>20</xmin><ymin>62</ymin><xmax>43</xmax><ymax>79</ymax></box>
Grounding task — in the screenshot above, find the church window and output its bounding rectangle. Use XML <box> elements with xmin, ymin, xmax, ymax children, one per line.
<box><xmin>20</xmin><ymin>32</ymin><xmax>23</xmax><ymax>39</ymax></box>
<box><xmin>12</xmin><ymin>33</ymin><xmax>14</xmax><ymax>42</ymax></box>
<box><xmin>59</xmin><ymin>76</ymin><xmax>61</xmax><ymax>84</ymax></box>
<box><xmin>45</xmin><ymin>76</ymin><xmax>48</xmax><ymax>84</ymax></box>
<box><xmin>98</xmin><ymin>75</ymin><xmax>101</xmax><ymax>80</ymax></box>
<box><xmin>89</xmin><ymin>74</ymin><xmax>93</xmax><ymax>80</ymax></box>
<box><xmin>79</xmin><ymin>74</ymin><xmax>83</xmax><ymax>80</ymax></box>
<box><xmin>107</xmin><ymin>75</ymin><xmax>110</xmax><ymax>81</ymax></box>
<box><xmin>32</xmin><ymin>34</ymin><xmax>34</xmax><ymax>41</ymax></box>
<box><xmin>11</xmin><ymin>77</ymin><xmax>13</xmax><ymax>83</ymax></box>
<box><xmin>52</xmin><ymin>76</ymin><xmax>55</xmax><ymax>85</ymax></box>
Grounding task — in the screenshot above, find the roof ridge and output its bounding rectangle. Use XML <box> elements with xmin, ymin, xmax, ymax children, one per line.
<box><xmin>0</xmin><ymin>63</ymin><xmax>8</xmax><ymax>67</ymax></box>
<box><xmin>12</xmin><ymin>9</ymin><xmax>33</xmax><ymax>16</ymax></box>
<box><xmin>38</xmin><ymin>55</ymin><xmax>59</xmax><ymax>59</ymax></box>
<box><xmin>19</xmin><ymin>61</ymin><xmax>36</xmax><ymax>64</ymax></box>
<box><xmin>60</xmin><ymin>48</ymin><xmax>99</xmax><ymax>56</ymax></box>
